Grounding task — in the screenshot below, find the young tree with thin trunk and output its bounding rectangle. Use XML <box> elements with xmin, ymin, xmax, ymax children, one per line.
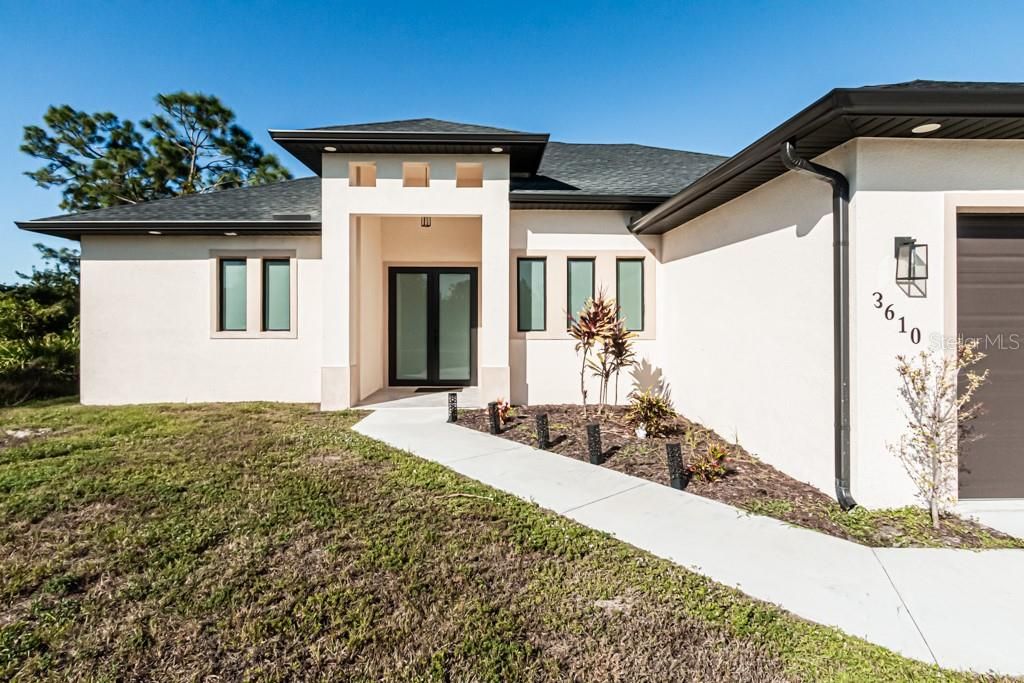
<box><xmin>889</xmin><ymin>338</ymin><xmax>988</xmax><ymax>529</ymax></box>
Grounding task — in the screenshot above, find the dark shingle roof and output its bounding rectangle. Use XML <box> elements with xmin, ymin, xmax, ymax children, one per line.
<box><xmin>20</xmin><ymin>138</ymin><xmax>723</xmax><ymax>234</ymax></box>
<box><xmin>855</xmin><ymin>79</ymin><xmax>1024</xmax><ymax>91</ymax></box>
<box><xmin>308</xmin><ymin>118</ymin><xmax>535</xmax><ymax>135</ymax></box>
<box><xmin>18</xmin><ymin>119</ymin><xmax>731</xmax><ymax>235</ymax></box>
<box><xmin>512</xmin><ymin>142</ymin><xmax>725</xmax><ymax>197</ymax></box>
<box><xmin>30</xmin><ymin>177</ymin><xmax>321</xmax><ymax>223</ymax></box>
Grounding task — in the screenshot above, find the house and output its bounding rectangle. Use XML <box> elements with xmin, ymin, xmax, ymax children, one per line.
<box><xmin>17</xmin><ymin>81</ymin><xmax>1024</xmax><ymax>509</ymax></box>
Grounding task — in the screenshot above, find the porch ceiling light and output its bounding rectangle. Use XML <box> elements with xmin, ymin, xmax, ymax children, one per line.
<box><xmin>224</xmin><ymin>232</ymin><xmax>238</xmax><ymax>236</ymax></box>
<box><xmin>148</xmin><ymin>230</ymin><xmax>162</xmax><ymax>235</ymax></box>
<box><xmin>323</xmin><ymin>146</ymin><xmax>337</xmax><ymax>152</ymax></box>
<box><xmin>420</xmin><ymin>216</ymin><xmax>431</xmax><ymax>228</ymax></box>
<box><xmin>911</xmin><ymin>122</ymin><xmax>942</xmax><ymax>134</ymax></box>
<box><xmin>491</xmin><ymin>147</ymin><xmax>503</xmax><ymax>153</ymax></box>
<box><xmin>895</xmin><ymin>236</ymin><xmax>928</xmax><ymax>297</ymax></box>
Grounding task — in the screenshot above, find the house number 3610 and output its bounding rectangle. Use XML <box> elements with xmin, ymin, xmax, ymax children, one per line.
<box><xmin>871</xmin><ymin>292</ymin><xmax>921</xmax><ymax>344</ymax></box>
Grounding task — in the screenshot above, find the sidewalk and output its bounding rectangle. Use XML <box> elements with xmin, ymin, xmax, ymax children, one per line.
<box><xmin>355</xmin><ymin>407</ymin><xmax>1024</xmax><ymax>676</ymax></box>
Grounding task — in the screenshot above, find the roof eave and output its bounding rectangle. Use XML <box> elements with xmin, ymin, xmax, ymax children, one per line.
<box><xmin>269</xmin><ymin>129</ymin><xmax>551</xmax><ymax>176</ymax></box>
<box><xmin>269</xmin><ymin>129</ymin><xmax>550</xmax><ymax>144</ymax></box>
<box><xmin>510</xmin><ymin>192</ymin><xmax>669</xmax><ymax>211</ymax></box>
<box><xmin>15</xmin><ymin>220</ymin><xmax>322</xmax><ymax>239</ymax></box>
<box><xmin>631</xmin><ymin>85</ymin><xmax>1024</xmax><ymax>235</ymax></box>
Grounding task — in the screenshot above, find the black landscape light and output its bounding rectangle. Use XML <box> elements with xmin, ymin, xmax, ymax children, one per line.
<box><xmin>535</xmin><ymin>413</ymin><xmax>550</xmax><ymax>449</ymax></box>
<box><xmin>666</xmin><ymin>443</ymin><xmax>689</xmax><ymax>490</ymax></box>
<box><xmin>447</xmin><ymin>392</ymin><xmax>458</xmax><ymax>423</ymax></box>
<box><xmin>586</xmin><ymin>423</ymin><xmax>602</xmax><ymax>465</ymax></box>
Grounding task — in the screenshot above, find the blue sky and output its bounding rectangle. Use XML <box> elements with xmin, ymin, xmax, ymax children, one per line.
<box><xmin>1</xmin><ymin>0</ymin><xmax>1022</xmax><ymax>282</ymax></box>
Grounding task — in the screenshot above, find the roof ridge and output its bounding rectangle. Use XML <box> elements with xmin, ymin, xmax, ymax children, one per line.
<box><xmin>308</xmin><ymin>116</ymin><xmax>438</xmax><ymax>129</ymax></box>
<box><xmin>301</xmin><ymin>117</ymin><xmax>536</xmax><ymax>135</ymax></box>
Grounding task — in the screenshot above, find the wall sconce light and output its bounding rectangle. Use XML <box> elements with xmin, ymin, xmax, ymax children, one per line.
<box><xmin>895</xmin><ymin>236</ymin><xmax>928</xmax><ymax>297</ymax></box>
<box><xmin>420</xmin><ymin>216</ymin><xmax>431</xmax><ymax>229</ymax></box>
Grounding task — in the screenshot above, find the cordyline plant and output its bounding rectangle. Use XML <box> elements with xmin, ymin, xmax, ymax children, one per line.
<box><xmin>568</xmin><ymin>291</ymin><xmax>617</xmax><ymax>417</ymax></box>
<box><xmin>607</xmin><ymin>319</ymin><xmax>637</xmax><ymax>406</ymax></box>
<box><xmin>889</xmin><ymin>337</ymin><xmax>988</xmax><ymax>529</ymax></box>
<box><xmin>589</xmin><ymin>318</ymin><xmax>637</xmax><ymax>411</ymax></box>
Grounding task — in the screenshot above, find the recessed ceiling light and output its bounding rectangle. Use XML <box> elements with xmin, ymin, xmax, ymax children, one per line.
<box><xmin>148</xmin><ymin>230</ymin><xmax>162</xmax><ymax>235</ymax></box>
<box><xmin>224</xmin><ymin>232</ymin><xmax>238</xmax><ymax>236</ymax></box>
<box><xmin>911</xmin><ymin>122</ymin><xmax>942</xmax><ymax>134</ymax></box>
<box><xmin>323</xmin><ymin>146</ymin><xmax>337</xmax><ymax>152</ymax></box>
<box><xmin>491</xmin><ymin>147</ymin><xmax>503</xmax><ymax>153</ymax></box>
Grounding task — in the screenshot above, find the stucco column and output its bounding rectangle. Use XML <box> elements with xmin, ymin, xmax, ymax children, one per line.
<box><xmin>479</xmin><ymin>206</ymin><xmax>511</xmax><ymax>402</ymax></box>
<box><xmin>320</xmin><ymin>170</ymin><xmax>355</xmax><ymax>410</ymax></box>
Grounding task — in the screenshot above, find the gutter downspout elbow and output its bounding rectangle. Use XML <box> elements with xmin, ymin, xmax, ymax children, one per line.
<box><xmin>780</xmin><ymin>141</ymin><xmax>857</xmax><ymax>511</ymax></box>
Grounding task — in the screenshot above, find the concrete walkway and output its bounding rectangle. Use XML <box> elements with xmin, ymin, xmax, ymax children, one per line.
<box><xmin>355</xmin><ymin>406</ymin><xmax>1024</xmax><ymax>676</ymax></box>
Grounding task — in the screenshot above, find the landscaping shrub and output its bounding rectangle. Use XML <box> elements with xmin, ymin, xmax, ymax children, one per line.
<box><xmin>569</xmin><ymin>292</ymin><xmax>617</xmax><ymax>416</ymax></box>
<box><xmin>495</xmin><ymin>398</ymin><xmax>515</xmax><ymax>425</ymax></box>
<box><xmin>625</xmin><ymin>389</ymin><xmax>675</xmax><ymax>437</ymax></box>
<box><xmin>595</xmin><ymin>317</ymin><xmax>637</xmax><ymax>408</ymax></box>
<box><xmin>689</xmin><ymin>443</ymin><xmax>729</xmax><ymax>483</ymax></box>
<box><xmin>0</xmin><ymin>244</ymin><xmax>79</xmax><ymax>405</ymax></box>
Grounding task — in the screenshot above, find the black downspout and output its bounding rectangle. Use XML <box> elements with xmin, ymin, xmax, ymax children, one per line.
<box><xmin>780</xmin><ymin>141</ymin><xmax>857</xmax><ymax>511</ymax></box>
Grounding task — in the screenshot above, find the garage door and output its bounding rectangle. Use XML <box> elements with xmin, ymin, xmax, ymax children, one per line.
<box><xmin>958</xmin><ymin>216</ymin><xmax>1024</xmax><ymax>499</ymax></box>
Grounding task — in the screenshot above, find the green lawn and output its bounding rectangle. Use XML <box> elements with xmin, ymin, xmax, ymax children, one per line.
<box><xmin>0</xmin><ymin>401</ymin><xmax>996</xmax><ymax>681</ymax></box>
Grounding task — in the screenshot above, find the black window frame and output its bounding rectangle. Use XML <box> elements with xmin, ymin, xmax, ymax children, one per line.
<box><xmin>566</xmin><ymin>257</ymin><xmax>596</xmax><ymax>329</ymax></box>
<box><xmin>218</xmin><ymin>257</ymin><xmax>247</xmax><ymax>332</ymax></box>
<box><xmin>616</xmin><ymin>257</ymin><xmax>645</xmax><ymax>332</ymax></box>
<box><xmin>261</xmin><ymin>258</ymin><xmax>291</xmax><ymax>332</ymax></box>
<box><xmin>516</xmin><ymin>257</ymin><xmax>547</xmax><ymax>332</ymax></box>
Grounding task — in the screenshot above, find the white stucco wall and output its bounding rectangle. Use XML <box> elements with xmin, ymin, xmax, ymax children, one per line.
<box><xmin>356</xmin><ymin>217</ymin><xmax>384</xmax><ymax>400</ymax></box>
<box><xmin>509</xmin><ymin>210</ymin><xmax>660</xmax><ymax>405</ymax></box>
<box><xmin>659</xmin><ymin>138</ymin><xmax>1024</xmax><ymax>508</ymax></box>
<box><xmin>848</xmin><ymin>138</ymin><xmax>1024</xmax><ymax>507</ymax></box>
<box><xmin>79</xmin><ymin>235</ymin><xmax>322</xmax><ymax>405</ymax></box>
<box><xmin>658</xmin><ymin>147</ymin><xmax>848</xmax><ymax>497</ymax></box>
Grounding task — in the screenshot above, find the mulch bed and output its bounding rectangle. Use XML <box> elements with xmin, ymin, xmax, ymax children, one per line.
<box><xmin>460</xmin><ymin>403</ymin><xmax>1022</xmax><ymax>549</ymax></box>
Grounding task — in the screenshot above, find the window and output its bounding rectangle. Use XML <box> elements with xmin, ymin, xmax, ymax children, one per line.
<box><xmin>219</xmin><ymin>259</ymin><xmax>247</xmax><ymax>331</ymax></box>
<box><xmin>566</xmin><ymin>258</ymin><xmax>594</xmax><ymax>327</ymax></box>
<box><xmin>349</xmin><ymin>162</ymin><xmax>376</xmax><ymax>187</ymax></box>
<box><xmin>212</xmin><ymin>252</ymin><xmax>296</xmax><ymax>338</ymax></box>
<box><xmin>403</xmin><ymin>162</ymin><xmax>430</xmax><ymax>187</ymax></box>
<box><xmin>616</xmin><ymin>259</ymin><xmax>644</xmax><ymax>331</ymax></box>
<box><xmin>456</xmin><ymin>162</ymin><xmax>483</xmax><ymax>188</ymax></box>
<box><xmin>517</xmin><ymin>258</ymin><xmax>546</xmax><ymax>331</ymax></box>
<box><xmin>262</xmin><ymin>259</ymin><xmax>291</xmax><ymax>331</ymax></box>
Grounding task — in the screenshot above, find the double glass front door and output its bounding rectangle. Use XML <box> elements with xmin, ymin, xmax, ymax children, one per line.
<box><xmin>388</xmin><ymin>267</ymin><xmax>477</xmax><ymax>386</ymax></box>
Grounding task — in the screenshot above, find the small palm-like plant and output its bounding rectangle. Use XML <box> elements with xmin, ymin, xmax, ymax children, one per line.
<box><xmin>587</xmin><ymin>317</ymin><xmax>637</xmax><ymax>412</ymax></box>
<box><xmin>606</xmin><ymin>319</ymin><xmax>637</xmax><ymax>406</ymax></box>
<box><xmin>569</xmin><ymin>291</ymin><xmax>616</xmax><ymax>417</ymax></box>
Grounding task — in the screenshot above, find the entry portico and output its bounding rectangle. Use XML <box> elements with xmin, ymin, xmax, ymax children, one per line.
<box><xmin>318</xmin><ymin>152</ymin><xmax>512</xmax><ymax>409</ymax></box>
